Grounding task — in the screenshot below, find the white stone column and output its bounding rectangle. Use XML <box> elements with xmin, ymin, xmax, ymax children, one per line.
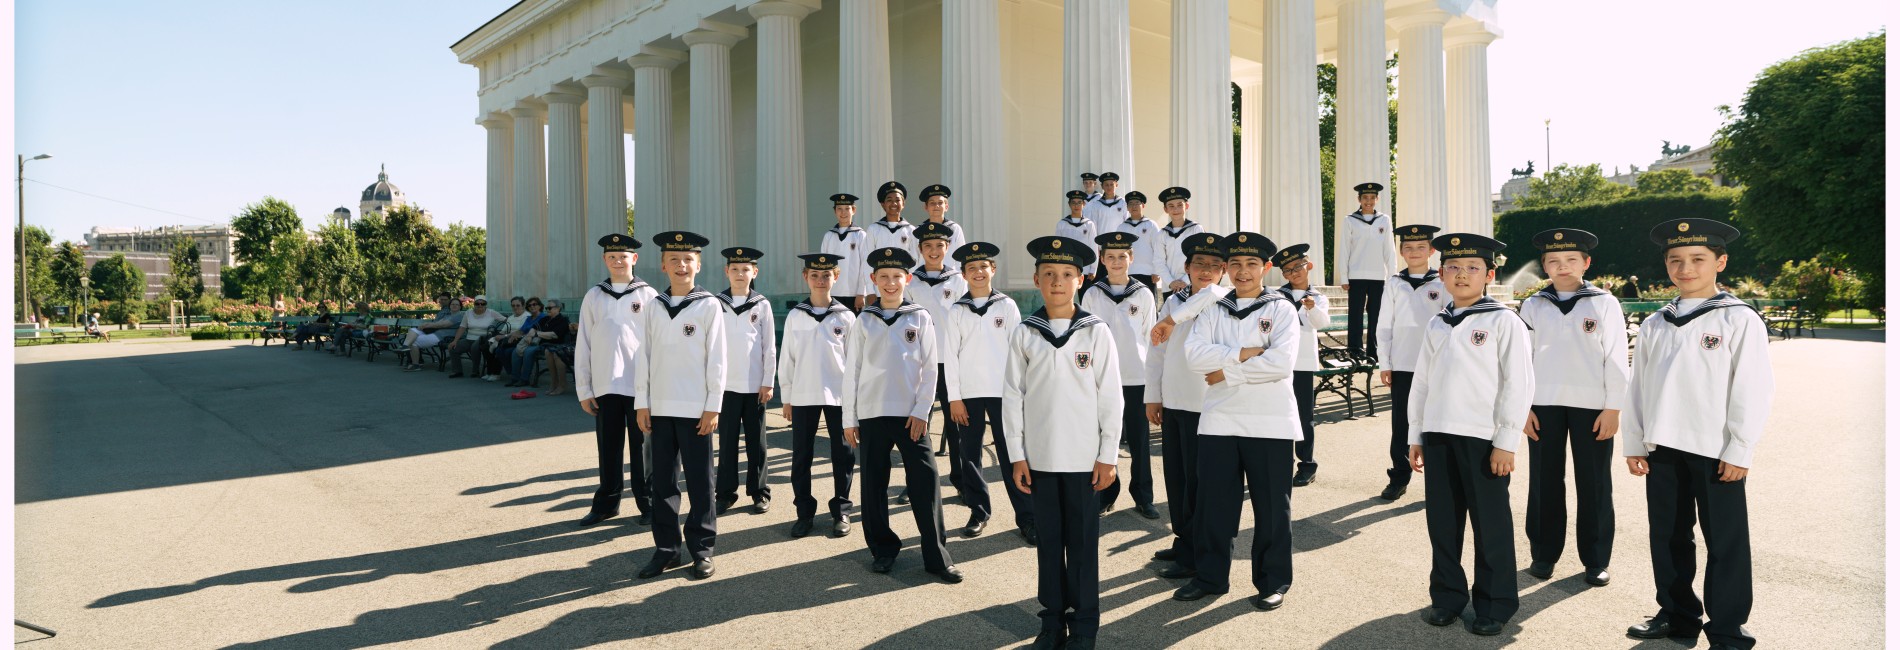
<box><xmin>544</xmin><ymin>88</ymin><xmax>585</xmax><ymax>300</ymax></box>
<box><xmin>1063</xmin><ymin>0</ymin><xmax>1135</xmax><ymax>190</ymax></box>
<box><xmin>1171</xmin><ymin>0</ymin><xmax>1235</xmax><ymax>235</ymax></box>
<box><xmin>1393</xmin><ymin>8</ymin><xmax>1451</xmax><ymax>231</ymax></box>
<box><xmin>630</xmin><ymin>49</ymin><xmax>685</xmax><ymax>279</ymax></box>
<box><xmin>942</xmin><ymin>0</ymin><xmax>1009</xmax><ymax>255</ymax></box>
<box><xmin>683</xmin><ymin>24</ymin><xmax>747</xmax><ymax>250</ymax></box>
<box><xmin>751</xmin><ymin>1</ymin><xmax>816</xmax><ymax>294</ymax></box>
<box><xmin>583</xmin><ymin>69</ymin><xmax>630</xmax><ymax>290</ymax></box>
<box><xmin>481</xmin><ymin>115</ymin><xmax>512</xmax><ymax>298</ymax></box>
<box><xmin>510</xmin><ymin>101</ymin><xmax>548</xmax><ymax>299</ymax></box>
<box><xmin>1446</xmin><ymin>27</ymin><xmax>1499</xmax><ymax>238</ymax></box>
<box><xmin>1236</xmin><ymin>73</ymin><xmax>1264</xmax><ymax>235</ymax></box>
<box><xmin>838</xmin><ymin>0</ymin><xmax>895</xmax><ymax>197</ymax></box>
<box><xmin>1261</xmin><ymin>0</ymin><xmax>1324</xmax><ymax>284</ymax></box>
<box><xmin>1334</xmin><ymin>0</ymin><xmax>1389</xmax><ymax>280</ymax></box>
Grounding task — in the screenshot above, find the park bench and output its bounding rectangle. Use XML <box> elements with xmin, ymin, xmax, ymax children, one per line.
<box><xmin>1313</xmin><ymin>333</ymin><xmax>1377</xmax><ymax>419</ymax></box>
<box><xmin>258</xmin><ymin>317</ymin><xmax>310</xmax><ymax>347</ymax></box>
<box><xmin>530</xmin><ymin>322</ymin><xmax>582</xmax><ymax>388</ymax></box>
<box><xmin>359</xmin><ymin>318</ymin><xmax>406</xmax><ymax>362</ymax></box>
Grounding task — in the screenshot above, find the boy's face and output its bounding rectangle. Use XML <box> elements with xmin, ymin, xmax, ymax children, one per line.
<box><xmin>833</xmin><ymin>204</ymin><xmax>855</xmax><ymax>225</ymax></box>
<box><xmin>1101</xmin><ymin>248</ymin><xmax>1132</xmax><ymax>275</ymax></box>
<box><xmin>880</xmin><ymin>193</ymin><xmax>905</xmax><ymax>217</ymax></box>
<box><xmin>871</xmin><ymin>268</ymin><xmax>910</xmax><ymax>297</ymax></box>
<box><xmin>1227</xmin><ymin>256</ymin><xmax>1267</xmax><ymax>291</ymax></box>
<box><xmin>1068</xmin><ymin>198</ymin><xmax>1086</xmax><ymax>214</ymax></box>
<box><xmin>661</xmin><ymin>251</ymin><xmax>700</xmax><ymax>282</ymax></box>
<box><xmin>1188</xmin><ymin>254</ymin><xmax>1226</xmax><ymax>288</ymax></box>
<box><xmin>1440</xmin><ymin>257</ymin><xmax>1494</xmax><ymax>300</ymax></box>
<box><xmin>1399</xmin><ymin>240</ymin><xmax>1434</xmax><ymax>266</ymax></box>
<box><xmin>1082</xmin><ymin>179</ymin><xmax>1100</xmax><ymax>194</ymax></box>
<box><xmin>1280</xmin><ymin>259</ymin><xmax>1312</xmax><ymax>287</ymax></box>
<box><xmin>920</xmin><ymin>239</ymin><xmax>948</xmax><ymax>264</ymax></box>
<box><xmin>1665</xmin><ymin>246</ymin><xmax>1727</xmax><ymax>295</ymax></box>
<box><xmin>603</xmin><ymin>251</ymin><xmax>636</xmax><ymax>274</ymax></box>
<box><xmin>1358</xmin><ymin>193</ymin><xmax>1379</xmax><ymax>213</ymax></box>
<box><xmin>1033</xmin><ymin>263</ymin><xmax>1084</xmax><ymax>304</ymax></box>
<box><xmin>924</xmin><ymin>196</ymin><xmax>948</xmax><ymax>219</ymax></box>
<box><xmin>804</xmin><ymin>268</ymin><xmax>837</xmax><ymax>292</ymax></box>
<box><xmin>725</xmin><ymin>262</ymin><xmax>758</xmax><ymax>286</ymax></box>
<box><xmin>1164</xmin><ymin>199</ymin><xmax>1187</xmax><ymax>219</ymax></box>
<box><xmin>1101</xmin><ymin>179</ymin><xmax>1119</xmax><ymax>196</ymax></box>
<box><xmin>1128</xmin><ymin>201</ymin><xmax>1145</xmax><ymax>219</ymax></box>
<box><xmin>963</xmin><ymin>260</ymin><xmax>995</xmax><ymax>286</ymax></box>
<box><xmin>1540</xmin><ymin>251</ymin><xmax>1590</xmax><ymax>283</ymax></box>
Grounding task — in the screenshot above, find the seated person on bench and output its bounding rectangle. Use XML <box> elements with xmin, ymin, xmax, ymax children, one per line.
<box><xmin>85</xmin><ymin>312</ymin><xmax>110</xmax><ymax>342</ymax></box>
<box><xmin>400</xmin><ymin>293</ymin><xmax>463</xmax><ymax>372</ymax></box>
<box><xmin>292</xmin><ymin>302</ymin><xmax>337</xmax><ymax>350</ymax></box>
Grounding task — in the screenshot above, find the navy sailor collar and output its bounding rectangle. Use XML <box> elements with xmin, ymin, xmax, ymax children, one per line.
<box><xmin>1096</xmin><ymin>196</ymin><xmax>1124</xmax><ymax>208</ymax></box>
<box><xmin>829</xmin><ymin>225</ymin><xmax>864</xmax><ymax>240</ymax></box>
<box><xmin>913</xmin><ymin>265</ymin><xmax>961</xmax><ymax>286</ymax></box>
<box><xmin>1086</xmin><ymin>279</ymin><xmax>1141</xmax><ymax>304</ymax></box>
<box><xmin>792</xmin><ymin>300</ymin><xmax>849</xmax><ymax>321</ymax></box>
<box><xmin>1349</xmin><ymin>210</ymin><xmax>1385</xmax><ymax>225</ymax></box>
<box><xmin>1437</xmin><ymin>297</ymin><xmax>1524</xmax><ymax>328</ymax></box>
<box><xmin>1023</xmin><ymin>307</ymin><xmax>1102</xmax><ymax>349</ymax></box>
<box><xmin>872</xmin><ymin>219</ymin><xmax>911</xmax><ymax>232</ymax></box>
<box><xmin>953</xmin><ymin>292</ymin><xmax>1011</xmax><ymax>316</ymax></box>
<box><xmin>596</xmin><ymin>276</ymin><xmax>652</xmax><ymax>300</ymax></box>
<box><xmin>1278</xmin><ymin>283</ymin><xmax>1318</xmax><ymax>302</ymax></box>
<box><xmin>655</xmin><ymin>286</ymin><xmax>715</xmax><ymax>319</ymax></box>
<box><xmin>1658</xmin><ymin>292</ymin><xmax>1752</xmax><ymax>327</ymax></box>
<box><xmin>1061</xmin><ymin>216</ymin><xmax>1089</xmax><ymax>227</ymax></box>
<box><xmin>1216</xmin><ymin>290</ymin><xmax>1287</xmax><ymax>319</ymax></box>
<box><xmin>719</xmin><ymin>288</ymin><xmax>768</xmax><ymax>315</ymax></box>
<box><xmin>1163</xmin><ymin>220</ymin><xmax>1198</xmax><ymax>237</ymax></box>
<box><xmin>1395</xmin><ymin>269</ymin><xmax>1440</xmax><ymax>290</ymax></box>
<box><xmin>863</xmin><ymin>300</ymin><xmax>926</xmax><ymax>326</ymax></box>
<box><xmin>1527</xmin><ymin>281</ymin><xmax>1610</xmax><ymax>315</ymax></box>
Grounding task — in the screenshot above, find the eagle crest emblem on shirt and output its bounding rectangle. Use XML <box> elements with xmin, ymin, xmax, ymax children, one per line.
<box><xmin>1470</xmin><ymin>330</ymin><xmax>1489</xmax><ymax>346</ymax></box>
<box><xmin>1582</xmin><ymin>318</ymin><xmax>1598</xmax><ymax>334</ymax></box>
<box><xmin>1259</xmin><ymin>318</ymin><xmax>1273</xmax><ymax>334</ymax></box>
<box><xmin>993</xmin><ymin>316</ymin><xmax>1004</xmax><ymax>328</ymax></box>
<box><xmin>1701</xmin><ymin>333</ymin><xmax>1722</xmax><ymax>350</ymax></box>
<box><xmin>630</xmin><ymin>302</ymin><xmax>642</xmax><ymax>314</ymax></box>
<box><xmin>904</xmin><ymin>328</ymin><xmax>918</xmax><ymax>344</ymax></box>
<box><xmin>1074</xmin><ymin>352</ymin><xmax>1093</xmax><ymax>369</ymax></box>
<box><xmin>850</xmin><ymin>243</ymin><xmax>857</xmax><ymax>250</ymax></box>
<box><xmin>1128</xmin><ymin>304</ymin><xmax>1139</xmax><ymax>316</ymax></box>
<box><xmin>1427</xmin><ymin>290</ymin><xmax>1440</xmax><ymax>301</ymax></box>
<box><xmin>750</xmin><ymin>312</ymin><xmax>759</xmax><ymax>324</ymax></box>
<box><xmin>683</xmin><ymin>324</ymin><xmax>696</xmax><ymax>337</ymax></box>
<box><xmin>944</xmin><ymin>289</ymin><xmax>953</xmax><ymax>300</ymax></box>
<box><xmin>832</xmin><ymin>326</ymin><xmax>845</xmax><ymax>337</ymax></box>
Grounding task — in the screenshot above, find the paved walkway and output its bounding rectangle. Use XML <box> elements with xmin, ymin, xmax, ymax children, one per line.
<box><xmin>14</xmin><ymin>334</ymin><xmax>1885</xmax><ymax>648</ymax></box>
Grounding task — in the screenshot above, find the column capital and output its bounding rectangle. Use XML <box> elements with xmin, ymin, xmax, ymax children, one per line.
<box><xmin>508</xmin><ymin>101</ymin><xmax>546</xmax><ymax>118</ymax></box>
<box><xmin>681</xmin><ymin>21</ymin><xmax>747</xmax><ymax>48</ymax></box>
<box><xmin>747</xmin><ymin>0</ymin><xmax>817</xmax><ymax>21</ymax></box>
<box><xmin>1445</xmin><ymin>24</ymin><xmax>1501</xmax><ymax>48</ymax></box>
<box><xmin>581</xmin><ymin>66</ymin><xmax>631</xmax><ymax>88</ymax></box>
<box><xmin>543</xmin><ymin>85</ymin><xmax>586</xmax><ymax>104</ymax></box>
<box><xmin>479</xmin><ymin>113</ymin><xmax>511</xmax><ymax>129</ymax></box>
<box><xmin>1387</xmin><ymin>7</ymin><xmax>1450</xmax><ymax>31</ymax></box>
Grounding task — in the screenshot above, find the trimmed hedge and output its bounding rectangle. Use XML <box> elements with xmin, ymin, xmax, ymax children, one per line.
<box><xmin>1493</xmin><ymin>192</ymin><xmax>1770</xmax><ymax>284</ymax></box>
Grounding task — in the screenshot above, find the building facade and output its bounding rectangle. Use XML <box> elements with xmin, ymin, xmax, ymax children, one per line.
<box><xmin>85</xmin><ymin>224</ymin><xmax>238</xmax><ymax>267</ymax></box>
<box><xmin>454</xmin><ymin>0</ymin><xmax>1503</xmax><ymax>298</ymax></box>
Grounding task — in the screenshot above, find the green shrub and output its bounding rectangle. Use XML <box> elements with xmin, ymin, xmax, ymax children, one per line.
<box><xmin>1494</xmin><ymin>193</ymin><xmax>1764</xmax><ymax>286</ymax></box>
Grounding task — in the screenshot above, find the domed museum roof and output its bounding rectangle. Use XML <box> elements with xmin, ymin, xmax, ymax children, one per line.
<box><xmin>361</xmin><ymin>164</ymin><xmax>402</xmax><ymax>202</ymax></box>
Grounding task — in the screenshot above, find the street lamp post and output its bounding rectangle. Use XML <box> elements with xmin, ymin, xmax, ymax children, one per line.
<box><xmin>18</xmin><ymin>153</ymin><xmax>51</xmax><ymax>323</ymax></box>
<box><xmin>79</xmin><ymin>276</ymin><xmax>90</xmax><ymax>327</ymax></box>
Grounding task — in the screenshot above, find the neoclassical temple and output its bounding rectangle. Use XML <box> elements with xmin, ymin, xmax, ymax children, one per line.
<box><xmin>454</xmin><ymin>0</ymin><xmax>1501</xmax><ymax>298</ymax></box>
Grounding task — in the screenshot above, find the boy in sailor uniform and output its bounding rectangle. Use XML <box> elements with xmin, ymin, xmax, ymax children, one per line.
<box><xmin>1517</xmin><ymin>228</ymin><xmax>1628</xmax><ymax>587</ymax></box>
<box><xmin>820</xmin><ymin>193</ymin><xmax>869</xmax><ymax>311</ymax></box>
<box><xmin>1156</xmin><ymin>187</ymin><xmax>1203</xmax><ymax>294</ymax></box>
<box><xmin>918</xmin><ymin>184</ymin><xmax>969</xmax><ymax>255</ymax></box>
<box><xmin>843</xmin><ymin>246</ymin><xmax>964</xmax><ymax>584</ymax></box>
<box><xmin>1082</xmin><ymin>232</ymin><xmax>1160</xmax><ymax>520</ymax></box>
<box><xmin>714</xmin><ymin>247</ymin><xmax>777</xmax><ymax>516</ymax></box>
<box><xmin>1168</xmin><ymin>232</ymin><xmax>1302</xmax><ymax>613</ymax></box>
<box><xmin>1376</xmin><ymin>223</ymin><xmax>1452</xmax><ymax>501</ymax></box>
<box><xmin>1144</xmin><ymin>232</ymin><xmax>1229</xmax><ymax>578</ymax></box>
<box><xmin>1003</xmin><ymin>235</ymin><xmax>1122</xmax><ymax>650</ymax></box>
<box><xmin>1055</xmin><ymin>190</ymin><xmax>1099</xmax><ymax>279</ymax></box>
<box><xmin>633</xmin><ymin>231</ymin><xmax>729</xmax><ymax>582</ymax></box>
<box><xmin>778</xmin><ymin>253</ymin><xmax>859</xmax><ymax>539</ymax></box>
<box><xmin>1405</xmin><ymin>233</ymin><xmax>1533</xmax><ymax>636</ymax></box>
<box><xmin>1342</xmin><ymin>182</ymin><xmax>1397</xmax><ymax>360</ymax></box>
<box><xmin>904</xmin><ymin>221</ymin><xmax>970</xmax><ymax>488</ymax></box>
<box><xmin>1273</xmin><ymin>244</ymin><xmax>1332</xmax><ymax>487</ymax></box>
<box><xmin>1079</xmin><ymin>172</ymin><xmax>1103</xmax><ymax>201</ymax></box>
<box><xmin>1622</xmin><ymin>219</ymin><xmax>1770</xmax><ymax>650</ymax></box>
<box><xmin>576</xmin><ymin>233</ymin><xmax>661</xmax><ymax>528</ymax></box>
<box><xmin>944</xmin><ymin>241</ymin><xmax>1025</xmax><ymax>541</ymax></box>
<box><xmin>1082</xmin><ymin>171</ymin><xmax>1130</xmax><ymax>236</ymax></box>
<box><xmin>1113</xmin><ymin>190</ymin><xmax>1166</xmax><ymax>291</ymax></box>
<box><xmin>864</xmin><ymin>181</ymin><xmax>917</xmax><ymax>306</ymax></box>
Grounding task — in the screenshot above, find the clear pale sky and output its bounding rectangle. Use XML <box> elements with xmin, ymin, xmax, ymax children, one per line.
<box><xmin>12</xmin><ymin>0</ymin><xmax>1889</xmax><ymax>246</ymax></box>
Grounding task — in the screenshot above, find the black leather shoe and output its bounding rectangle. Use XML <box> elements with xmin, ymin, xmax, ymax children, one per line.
<box><xmin>578</xmin><ymin>509</ymin><xmax>618</xmax><ymax>527</ymax></box>
<box><xmin>871</xmin><ymin>556</ymin><xmax>896</xmax><ymax>574</ymax></box>
<box><xmin>790</xmin><ymin>518</ymin><xmax>814</xmax><ymax>538</ymax></box>
<box><xmin>754</xmin><ymin>497</ymin><xmax>771</xmax><ymax>514</ymax></box>
<box><xmin>1065</xmin><ymin>636</ymin><xmax>1095</xmax><ymax>650</ymax></box>
<box><xmin>1525</xmin><ymin>560</ymin><xmax>1554</xmax><ymax>579</ymax></box>
<box><xmin>635</xmin><ymin>512</ymin><xmax>652</xmax><ymax>526</ymax></box>
<box><xmin>1379</xmin><ymin>484</ymin><xmax>1407</xmax><ymax>501</ymax></box>
<box><xmin>894</xmin><ymin>489</ymin><xmax>911</xmax><ymax>505</ymax></box>
<box><xmin>1019</xmin><ymin>523</ymin><xmax>1039</xmax><ymax>546</ymax></box>
<box><xmin>1292</xmin><ymin>467</ymin><xmax>1317</xmax><ymax>487</ymax></box>
<box><xmin>637</xmin><ymin>556</ymin><xmax>682</xmax><ymax>579</ymax></box>
<box><xmin>963</xmin><ymin>517</ymin><xmax>989</xmax><ymax>539</ymax></box>
<box><xmin>1252</xmin><ymin>591</ymin><xmax>1285</xmax><ymax>611</ymax></box>
<box><xmin>1172</xmin><ymin>584</ymin><xmax>1221</xmax><ymax>601</ymax></box>
<box><xmin>1584</xmin><ymin>567</ymin><xmax>1610</xmax><ymax>586</ymax></box>
<box><xmin>1627</xmin><ymin>616</ymin><xmax>1699</xmax><ymax>639</ymax></box>
<box><xmin>928</xmin><ymin>565</ymin><xmax>964</xmax><ymax>584</ymax></box>
<box><xmin>1152</xmin><ymin>548</ymin><xmax>1180</xmax><ymax>562</ymax></box>
<box><xmin>1423</xmin><ymin>608</ymin><xmax>1458</xmax><ymax>627</ymax></box>
<box><xmin>935</xmin><ymin>449</ymin><xmax>949</xmax><ymax>457</ymax></box>
<box><xmin>1030</xmin><ymin>629</ymin><xmax>1065</xmax><ymax>650</ymax></box>
<box><xmin>716</xmin><ymin>496</ymin><xmax>739</xmax><ymax>514</ymax></box>
<box><xmin>831</xmin><ymin>517</ymin><xmax>852</xmax><ymax>538</ymax></box>
<box><xmin>1137</xmin><ymin>503</ymin><xmax>1162</xmax><ymax>520</ymax></box>
<box><xmin>690</xmin><ymin>559</ymin><xmax>715</xmax><ymax>580</ymax></box>
<box><xmin>1157</xmin><ymin>565</ymin><xmax>1197</xmax><ymax>580</ymax></box>
<box><xmin>1469</xmin><ymin>616</ymin><xmax>1503</xmax><ymax>636</ymax></box>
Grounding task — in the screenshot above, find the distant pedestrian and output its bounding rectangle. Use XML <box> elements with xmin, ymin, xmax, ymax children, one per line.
<box><xmin>1619</xmin><ymin>276</ymin><xmax>1640</xmax><ymax>300</ymax></box>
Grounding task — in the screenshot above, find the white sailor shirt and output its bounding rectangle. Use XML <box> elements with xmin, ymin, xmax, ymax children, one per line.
<box><xmin>1184</xmin><ymin>292</ymin><xmax>1302</xmax><ymax>440</ymax></box>
<box><xmin>1083</xmin><ymin>195</ymin><xmax>1130</xmax><ymax>237</ymax></box>
<box><xmin>777</xmin><ymin>300</ymin><xmax>856</xmax><ymax>407</ymax></box>
<box><xmin>575</xmin><ymin>277</ymin><xmax>660</xmax><ymax>402</ymax></box>
<box><xmin>634</xmin><ymin>287</ymin><xmax>729</xmax><ymax>418</ymax></box>
<box><xmin>843</xmin><ymin>301</ymin><xmax>939</xmax><ymax>428</ymax></box>
<box><xmin>1144</xmin><ymin>284</ymin><xmax>1230</xmax><ymax>410</ymax></box>
<box><xmin>1054</xmin><ymin>216</ymin><xmax>1099</xmax><ymax>276</ymax></box>
<box><xmin>1159</xmin><ymin>220</ymin><xmax>1205</xmax><ymax>289</ymax></box>
<box><xmin>1279</xmin><ymin>284</ymin><xmax>1333</xmax><ymax>373</ymax></box>
<box><xmin>820</xmin><ymin>225</ymin><xmax>870</xmax><ymax>297</ymax></box>
<box><xmin>1519</xmin><ymin>283</ymin><xmax>1630</xmax><ymax>411</ymax></box>
<box><xmin>1377</xmin><ymin>270</ymin><xmax>1452</xmax><ymax>372</ymax></box>
<box><xmin>905</xmin><ymin>266</ymin><xmax>968</xmax><ymax>357</ymax></box>
<box><xmin>719</xmin><ymin>289</ymin><xmax>778</xmax><ymax>394</ymax></box>
<box><xmin>1622</xmin><ymin>293</ymin><xmax>1774</xmax><ymax>467</ymax></box>
<box><xmin>1002</xmin><ymin>309</ymin><xmax>1124</xmax><ymax>472</ymax></box>
<box><xmin>944</xmin><ymin>292</ymin><xmax>1021</xmax><ymax>401</ymax></box>
<box><xmin>1340</xmin><ymin>211</ymin><xmax>1397</xmax><ymax>281</ymax></box>
<box><xmin>1113</xmin><ymin>217</ymin><xmax>1166</xmax><ymax>278</ymax></box>
<box><xmin>1406</xmin><ymin>298</ymin><xmax>1535</xmax><ymax>452</ymax></box>
<box><xmin>865</xmin><ymin>219</ymin><xmax>918</xmax><ymax>265</ymax></box>
<box><xmin>1080</xmin><ymin>279</ymin><xmax>1155</xmax><ymax>388</ymax></box>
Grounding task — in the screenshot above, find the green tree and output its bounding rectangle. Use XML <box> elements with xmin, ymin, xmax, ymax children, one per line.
<box><xmin>47</xmin><ymin>240</ymin><xmax>87</xmax><ymax>319</ymax></box>
<box><xmin>165</xmin><ymin>235</ymin><xmax>207</xmax><ymax>316</ymax></box>
<box><xmin>1715</xmin><ymin>31</ymin><xmax>1885</xmax><ymax>295</ymax></box>
<box><xmin>306</xmin><ymin>221</ymin><xmax>364</xmax><ymax>303</ymax></box>
<box><xmin>626</xmin><ymin>200</ymin><xmax>637</xmax><ymax>236</ymax></box>
<box><xmin>444</xmin><ymin>223</ymin><xmax>486</xmax><ymax>297</ymax></box>
<box><xmin>1514</xmin><ymin>163</ymin><xmax>1633</xmax><ymax>209</ymax></box>
<box><xmin>230</xmin><ymin>196</ymin><xmax>307</xmax><ymax>303</ymax></box>
<box><xmin>1634</xmin><ymin>168</ymin><xmax>1716</xmax><ymax>194</ymax></box>
<box><xmin>13</xmin><ymin>225</ymin><xmax>57</xmax><ymax>319</ymax></box>
<box><xmin>89</xmin><ymin>254</ymin><xmax>145</xmax><ymax>302</ymax></box>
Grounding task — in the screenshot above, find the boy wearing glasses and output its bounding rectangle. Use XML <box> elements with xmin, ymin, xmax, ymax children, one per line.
<box><xmin>1272</xmin><ymin>244</ymin><xmax>1331</xmax><ymax>487</ymax></box>
<box><xmin>1405</xmin><ymin>233</ymin><xmax>1533</xmax><ymax>637</ymax></box>
<box><xmin>576</xmin><ymin>234</ymin><xmax>660</xmax><ymax>528</ymax></box>
<box><xmin>1376</xmin><ymin>224</ymin><xmax>1452</xmax><ymax>501</ymax></box>
<box><xmin>715</xmin><ymin>247</ymin><xmax>777</xmax><ymax>516</ymax></box>
<box><xmin>778</xmin><ymin>253</ymin><xmax>859</xmax><ymax>539</ymax></box>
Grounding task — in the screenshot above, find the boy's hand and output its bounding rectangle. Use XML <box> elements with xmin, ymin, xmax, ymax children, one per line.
<box><xmin>635</xmin><ymin>408</ymin><xmax>651</xmax><ymax>433</ymax></box>
<box><xmin>1716</xmin><ymin>461</ymin><xmax>1748</xmax><ymax>482</ymax></box>
<box><xmin>1238</xmin><ymin>347</ymin><xmax>1265</xmax><ymax>361</ymax></box>
<box><xmin>1489</xmin><ymin>448</ymin><xmax>1515</xmax><ymax>476</ymax></box>
<box><xmin>758</xmin><ymin>387</ymin><xmax>774</xmax><ymax>404</ymax></box>
<box><xmin>1168</xmin><ymin>280</ymin><xmax>1187</xmax><ymax>293</ymax></box>
<box><xmin>1012</xmin><ymin>461</ymin><xmax>1032</xmax><ymax>494</ymax></box>
<box><xmin>1203</xmin><ymin>369</ymin><xmax>1225</xmax><ymax>386</ymax></box>
<box><xmin>1407</xmin><ymin>445</ymin><xmax>1424</xmax><ymax>473</ymax></box>
<box><xmin>844</xmin><ymin>427</ymin><xmax>859</xmax><ymax>447</ymax></box>
<box><xmin>1626</xmin><ymin>456</ymin><xmax>1649</xmax><ymax>476</ymax></box>
<box><xmin>907</xmin><ymin>416</ymin><xmax>927</xmax><ymax>441</ymax></box>
<box><xmin>1524</xmin><ymin>410</ymin><xmax>1540</xmax><ymax>441</ymax></box>
<box><xmin>581</xmin><ymin>398</ymin><xmax>598</xmax><ymax>416</ymax></box>
<box><xmin>1380</xmin><ymin>371</ymin><xmax>1392</xmax><ymax>386</ymax></box>
<box><xmin>1149</xmin><ymin>317</ymin><xmax>1177</xmax><ymax>346</ymax></box>
<box><xmin>1302</xmin><ymin>296</ymin><xmax>1315</xmax><ymax>310</ymax></box>
<box><xmin>781</xmin><ymin>404</ymin><xmax>793</xmax><ymax>421</ymax></box>
<box><xmin>949</xmin><ymin>400</ymin><xmax>969</xmax><ymax>426</ymax></box>
<box><xmin>1145</xmin><ymin>403</ymin><xmax>1163</xmax><ymax>426</ymax></box>
<box><xmin>1091</xmin><ymin>462</ymin><xmax>1117</xmax><ymax>491</ymax></box>
<box><xmin>1593</xmin><ymin>409</ymin><xmax>1620</xmax><ymax>441</ymax></box>
<box><xmin>697</xmin><ymin>411</ymin><xmax>719</xmax><ymax>436</ymax></box>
